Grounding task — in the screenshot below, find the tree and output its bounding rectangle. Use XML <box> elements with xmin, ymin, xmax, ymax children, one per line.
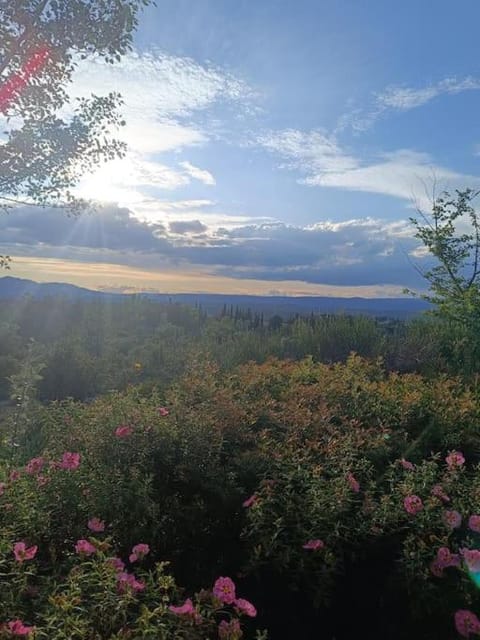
<box><xmin>0</xmin><ymin>0</ymin><xmax>152</xmax><ymax>264</ymax></box>
<box><xmin>407</xmin><ymin>188</ymin><xmax>480</xmax><ymax>372</ymax></box>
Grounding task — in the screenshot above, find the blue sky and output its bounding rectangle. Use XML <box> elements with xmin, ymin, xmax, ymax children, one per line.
<box><xmin>3</xmin><ymin>0</ymin><xmax>480</xmax><ymax>296</ymax></box>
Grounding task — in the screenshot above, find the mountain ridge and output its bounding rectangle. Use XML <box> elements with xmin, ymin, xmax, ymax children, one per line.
<box><xmin>0</xmin><ymin>276</ymin><xmax>431</xmax><ymax>318</ymax></box>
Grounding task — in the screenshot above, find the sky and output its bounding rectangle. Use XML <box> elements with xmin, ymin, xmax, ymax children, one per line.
<box><xmin>3</xmin><ymin>0</ymin><xmax>480</xmax><ymax>297</ymax></box>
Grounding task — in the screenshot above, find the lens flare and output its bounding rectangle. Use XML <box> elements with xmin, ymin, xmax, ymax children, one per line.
<box><xmin>0</xmin><ymin>44</ymin><xmax>50</xmax><ymax>113</ymax></box>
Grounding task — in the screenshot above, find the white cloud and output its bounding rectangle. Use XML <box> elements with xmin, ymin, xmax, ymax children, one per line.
<box><xmin>338</xmin><ymin>76</ymin><xmax>480</xmax><ymax>133</ymax></box>
<box><xmin>68</xmin><ymin>50</ymin><xmax>253</xmax><ymax>207</ymax></box>
<box><xmin>258</xmin><ymin>129</ymin><xmax>480</xmax><ymax>206</ymax></box>
<box><xmin>257</xmin><ymin>129</ymin><xmax>358</xmax><ymax>174</ymax></box>
<box><xmin>178</xmin><ymin>161</ymin><xmax>216</xmax><ymax>185</ymax></box>
<box><xmin>376</xmin><ymin>76</ymin><xmax>480</xmax><ymax>111</ymax></box>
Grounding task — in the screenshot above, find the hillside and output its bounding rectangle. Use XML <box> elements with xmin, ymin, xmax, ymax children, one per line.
<box><xmin>0</xmin><ymin>276</ymin><xmax>431</xmax><ymax>318</ymax></box>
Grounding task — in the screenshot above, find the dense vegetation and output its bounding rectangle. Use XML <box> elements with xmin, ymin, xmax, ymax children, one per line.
<box><xmin>0</xmin><ymin>294</ymin><xmax>471</xmax><ymax>404</ymax></box>
<box><xmin>1</xmin><ymin>282</ymin><xmax>480</xmax><ymax>637</ymax></box>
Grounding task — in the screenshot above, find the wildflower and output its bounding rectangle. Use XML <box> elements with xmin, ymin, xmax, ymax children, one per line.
<box><xmin>400</xmin><ymin>459</ymin><xmax>415</xmax><ymax>471</ymax></box>
<box><xmin>0</xmin><ymin>482</ymin><xmax>5</xmax><ymax>495</ymax></box>
<box><xmin>432</xmin><ymin>484</ymin><xmax>450</xmax><ymax>502</ymax></box>
<box><xmin>437</xmin><ymin>547</ymin><xmax>461</xmax><ymax>568</ymax></box>
<box><xmin>9</xmin><ymin>470</ymin><xmax>20</xmax><ymax>482</ymax></box>
<box><xmin>469</xmin><ymin>515</ymin><xmax>480</xmax><ymax>533</ymax></box>
<box><xmin>88</xmin><ymin>518</ymin><xmax>105</xmax><ymax>533</ymax></box>
<box><xmin>404</xmin><ymin>495</ymin><xmax>423</xmax><ymax>515</ymax></box>
<box><xmin>443</xmin><ymin>510</ymin><xmax>462</xmax><ymax>529</ymax></box>
<box><xmin>218</xmin><ymin>619</ymin><xmax>242</xmax><ymax>640</ymax></box>
<box><xmin>60</xmin><ymin>452</ymin><xmax>80</xmax><ymax>470</ymax></box>
<box><xmin>115</xmin><ymin>425</ymin><xmax>133</xmax><ymax>438</ymax></box>
<box><xmin>116</xmin><ymin>571</ymin><xmax>145</xmax><ymax>593</ymax></box>
<box><xmin>431</xmin><ymin>547</ymin><xmax>461</xmax><ymax>576</ymax></box>
<box><xmin>213</xmin><ymin>576</ymin><xmax>236</xmax><ymax>604</ymax></box>
<box><xmin>446</xmin><ymin>451</ymin><xmax>465</xmax><ymax>469</ymax></box>
<box><xmin>129</xmin><ymin>543</ymin><xmax>150</xmax><ymax>563</ymax></box>
<box><xmin>234</xmin><ymin>598</ymin><xmax>257</xmax><ymax>617</ymax></box>
<box><xmin>107</xmin><ymin>557</ymin><xmax>125</xmax><ymax>572</ymax></box>
<box><xmin>461</xmin><ymin>549</ymin><xmax>480</xmax><ymax>573</ymax></box>
<box><xmin>168</xmin><ymin>598</ymin><xmax>201</xmax><ymax>623</ymax></box>
<box><xmin>242</xmin><ymin>494</ymin><xmax>257</xmax><ymax>508</ymax></box>
<box><xmin>455</xmin><ymin>609</ymin><xmax>480</xmax><ymax>638</ymax></box>
<box><xmin>6</xmin><ymin>619</ymin><xmax>35</xmax><ymax>636</ymax></box>
<box><xmin>36</xmin><ymin>476</ymin><xmax>48</xmax><ymax>487</ymax></box>
<box><xmin>302</xmin><ymin>539</ymin><xmax>325</xmax><ymax>551</ymax></box>
<box><xmin>25</xmin><ymin>457</ymin><xmax>44</xmax><ymax>475</ymax></box>
<box><xmin>157</xmin><ymin>406</ymin><xmax>169</xmax><ymax>417</ymax></box>
<box><xmin>169</xmin><ymin>598</ymin><xmax>195</xmax><ymax>615</ymax></box>
<box><xmin>347</xmin><ymin>472</ymin><xmax>360</xmax><ymax>493</ymax></box>
<box><xmin>430</xmin><ymin>560</ymin><xmax>444</xmax><ymax>577</ymax></box>
<box><xmin>13</xmin><ymin>542</ymin><xmax>37</xmax><ymax>563</ymax></box>
<box><xmin>75</xmin><ymin>539</ymin><xmax>96</xmax><ymax>556</ymax></box>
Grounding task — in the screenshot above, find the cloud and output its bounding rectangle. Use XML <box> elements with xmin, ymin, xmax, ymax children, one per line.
<box><xmin>257</xmin><ymin>129</ymin><xmax>358</xmax><ymax>174</ymax></box>
<box><xmin>0</xmin><ymin>205</ymin><xmax>428</xmax><ymax>288</ymax></box>
<box><xmin>67</xmin><ymin>50</ymin><xmax>254</xmax><ymax>208</ymax></box>
<box><xmin>376</xmin><ymin>77</ymin><xmax>480</xmax><ymax>111</ymax></box>
<box><xmin>69</xmin><ymin>50</ymin><xmax>254</xmax><ymax>154</ymax></box>
<box><xmin>258</xmin><ymin>129</ymin><xmax>480</xmax><ymax>205</ymax></box>
<box><xmin>7</xmin><ymin>255</ymin><xmax>407</xmax><ymax>298</ymax></box>
<box><xmin>178</xmin><ymin>161</ymin><xmax>216</xmax><ymax>185</ymax></box>
<box><xmin>169</xmin><ymin>220</ymin><xmax>208</xmax><ymax>234</ymax></box>
<box><xmin>338</xmin><ymin>76</ymin><xmax>480</xmax><ymax>133</ymax></box>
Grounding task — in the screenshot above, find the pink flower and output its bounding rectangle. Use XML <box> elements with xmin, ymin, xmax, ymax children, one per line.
<box><xmin>6</xmin><ymin>619</ymin><xmax>35</xmax><ymax>636</ymax></box>
<box><xmin>302</xmin><ymin>539</ymin><xmax>325</xmax><ymax>551</ymax></box>
<box><xmin>13</xmin><ymin>542</ymin><xmax>37</xmax><ymax>563</ymax></box>
<box><xmin>116</xmin><ymin>571</ymin><xmax>145</xmax><ymax>593</ymax></box>
<box><xmin>87</xmin><ymin>518</ymin><xmax>105</xmax><ymax>533</ymax></box>
<box><xmin>399</xmin><ymin>458</ymin><xmax>415</xmax><ymax>471</ymax></box>
<box><xmin>115</xmin><ymin>425</ymin><xmax>133</xmax><ymax>438</ymax></box>
<box><xmin>432</xmin><ymin>484</ymin><xmax>450</xmax><ymax>502</ymax></box>
<box><xmin>446</xmin><ymin>451</ymin><xmax>465</xmax><ymax>469</ymax></box>
<box><xmin>74</xmin><ymin>539</ymin><xmax>96</xmax><ymax>556</ymax></box>
<box><xmin>431</xmin><ymin>547</ymin><xmax>461</xmax><ymax>576</ymax></box>
<box><xmin>213</xmin><ymin>576</ymin><xmax>236</xmax><ymax>604</ymax></box>
<box><xmin>107</xmin><ymin>557</ymin><xmax>125</xmax><ymax>572</ymax></box>
<box><xmin>462</xmin><ymin>549</ymin><xmax>480</xmax><ymax>573</ymax></box>
<box><xmin>455</xmin><ymin>609</ymin><xmax>480</xmax><ymax>638</ymax></box>
<box><xmin>9</xmin><ymin>470</ymin><xmax>20</xmax><ymax>482</ymax></box>
<box><xmin>218</xmin><ymin>619</ymin><xmax>242</xmax><ymax>640</ymax></box>
<box><xmin>169</xmin><ymin>598</ymin><xmax>199</xmax><ymax>619</ymax></box>
<box><xmin>404</xmin><ymin>495</ymin><xmax>423</xmax><ymax>515</ymax></box>
<box><xmin>25</xmin><ymin>457</ymin><xmax>44</xmax><ymax>475</ymax></box>
<box><xmin>169</xmin><ymin>598</ymin><xmax>195</xmax><ymax>615</ymax></box>
<box><xmin>36</xmin><ymin>476</ymin><xmax>48</xmax><ymax>487</ymax></box>
<box><xmin>437</xmin><ymin>547</ymin><xmax>461</xmax><ymax>567</ymax></box>
<box><xmin>443</xmin><ymin>510</ymin><xmax>462</xmax><ymax>529</ymax></box>
<box><xmin>60</xmin><ymin>452</ymin><xmax>80</xmax><ymax>470</ymax></box>
<box><xmin>129</xmin><ymin>543</ymin><xmax>150</xmax><ymax>563</ymax></box>
<box><xmin>430</xmin><ymin>560</ymin><xmax>444</xmax><ymax>577</ymax></box>
<box><xmin>0</xmin><ymin>482</ymin><xmax>6</xmax><ymax>495</ymax></box>
<box><xmin>157</xmin><ymin>406</ymin><xmax>169</xmax><ymax>417</ymax></box>
<box><xmin>347</xmin><ymin>472</ymin><xmax>360</xmax><ymax>493</ymax></box>
<box><xmin>234</xmin><ymin>598</ymin><xmax>257</xmax><ymax>617</ymax></box>
<box><xmin>469</xmin><ymin>515</ymin><xmax>480</xmax><ymax>533</ymax></box>
<box><xmin>242</xmin><ymin>494</ymin><xmax>258</xmax><ymax>508</ymax></box>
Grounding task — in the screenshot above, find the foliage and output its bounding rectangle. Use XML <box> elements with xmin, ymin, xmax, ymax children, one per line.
<box><xmin>407</xmin><ymin>189</ymin><xmax>480</xmax><ymax>375</ymax></box>
<box><xmin>0</xmin><ymin>296</ymin><xmax>463</xmax><ymax>403</ymax></box>
<box><xmin>2</xmin><ymin>354</ymin><xmax>480</xmax><ymax>636</ymax></box>
<box><xmin>0</xmin><ymin>0</ymin><xmax>153</xmax><ymax>266</ymax></box>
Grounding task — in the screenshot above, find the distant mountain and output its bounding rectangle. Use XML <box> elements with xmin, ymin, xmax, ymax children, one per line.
<box><xmin>0</xmin><ymin>276</ymin><xmax>431</xmax><ymax>318</ymax></box>
<box><xmin>0</xmin><ymin>276</ymin><xmax>112</xmax><ymax>300</ymax></box>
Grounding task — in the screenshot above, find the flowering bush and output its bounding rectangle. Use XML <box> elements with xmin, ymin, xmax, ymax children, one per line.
<box><xmin>0</xmin><ymin>534</ymin><xmax>263</xmax><ymax>639</ymax></box>
<box><xmin>6</xmin><ymin>354</ymin><xmax>480</xmax><ymax>638</ymax></box>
